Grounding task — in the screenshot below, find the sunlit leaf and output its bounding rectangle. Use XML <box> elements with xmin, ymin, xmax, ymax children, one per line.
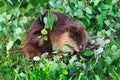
<box><xmin>112</xmin><ymin>0</ymin><xmax>118</xmax><ymax>4</ymax></box>
<box><xmin>111</xmin><ymin>45</ymin><xmax>117</xmax><ymax>51</ymax></box>
<box><xmin>84</xmin><ymin>50</ymin><xmax>93</xmax><ymax>56</ymax></box>
<box><xmin>69</xmin><ymin>55</ymin><xmax>77</xmax><ymax>64</ymax></box>
<box><xmin>33</xmin><ymin>56</ymin><xmax>40</xmax><ymax>61</ymax></box>
<box><xmin>85</xmin><ymin>7</ymin><xmax>92</xmax><ymax>14</ymax></box>
<box><xmin>6</xmin><ymin>40</ymin><xmax>14</xmax><ymax>51</ymax></box>
<box><xmin>105</xmin><ymin>56</ymin><xmax>112</xmax><ymax>64</ymax></box>
<box><xmin>49</xmin><ymin>62</ymin><xmax>58</xmax><ymax>71</ymax></box>
<box><xmin>52</xmin><ymin>44</ymin><xmax>57</xmax><ymax>51</ymax></box>
<box><xmin>15</xmin><ymin>27</ymin><xmax>22</xmax><ymax>34</ymax></box>
<box><xmin>105</xmin><ymin>30</ymin><xmax>111</xmax><ymax>36</ymax></box>
<box><xmin>104</xmin><ymin>20</ymin><xmax>111</xmax><ymax>26</ymax></box>
<box><xmin>0</xmin><ymin>1</ymin><xmax>4</xmax><ymax>7</ymax></box>
<box><xmin>94</xmin><ymin>0</ymin><xmax>100</xmax><ymax>6</ymax></box>
<box><xmin>62</xmin><ymin>45</ymin><xmax>73</xmax><ymax>53</ymax></box>
<box><xmin>41</xmin><ymin>28</ymin><xmax>48</xmax><ymax>35</ymax></box>
<box><xmin>96</xmin><ymin>47</ymin><xmax>104</xmax><ymax>54</ymax></box>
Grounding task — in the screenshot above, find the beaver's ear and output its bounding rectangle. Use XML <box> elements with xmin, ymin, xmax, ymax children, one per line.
<box><xmin>65</xmin><ymin>27</ymin><xmax>70</xmax><ymax>32</ymax></box>
<box><xmin>65</xmin><ymin>26</ymin><xmax>75</xmax><ymax>32</ymax></box>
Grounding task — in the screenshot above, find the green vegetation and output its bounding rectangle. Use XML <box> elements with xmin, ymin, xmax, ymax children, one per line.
<box><xmin>0</xmin><ymin>0</ymin><xmax>120</xmax><ymax>80</ymax></box>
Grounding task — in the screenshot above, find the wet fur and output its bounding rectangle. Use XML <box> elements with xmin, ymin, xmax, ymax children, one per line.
<box><xmin>23</xmin><ymin>12</ymin><xmax>89</xmax><ymax>60</ymax></box>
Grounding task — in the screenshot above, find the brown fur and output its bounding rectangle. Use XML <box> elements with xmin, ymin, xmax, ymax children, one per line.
<box><xmin>23</xmin><ymin>12</ymin><xmax>90</xmax><ymax>60</ymax></box>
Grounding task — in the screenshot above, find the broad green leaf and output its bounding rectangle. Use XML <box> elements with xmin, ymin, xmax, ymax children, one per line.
<box><xmin>97</xmin><ymin>15</ymin><xmax>103</xmax><ymax>25</ymax></box>
<box><xmin>105</xmin><ymin>56</ymin><xmax>112</xmax><ymax>64</ymax></box>
<box><xmin>43</xmin><ymin>17</ymin><xmax>49</xmax><ymax>29</ymax></box>
<box><xmin>104</xmin><ymin>20</ymin><xmax>111</xmax><ymax>26</ymax></box>
<box><xmin>41</xmin><ymin>52</ymin><xmax>48</xmax><ymax>58</ymax></box>
<box><xmin>105</xmin><ymin>39</ymin><xmax>110</xmax><ymax>44</ymax></box>
<box><xmin>44</xmin><ymin>12</ymin><xmax>58</xmax><ymax>31</ymax></box>
<box><xmin>85</xmin><ymin>7</ymin><xmax>92</xmax><ymax>14</ymax></box>
<box><xmin>0</xmin><ymin>1</ymin><xmax>4</xmax><ymax>7</ymax></box>
<box><xmin>59</xmin><ymin>74</ymin><xmax>67</xmax><ymax>80</ymax></box>
<box><xmin>94</xmin><ymin>0</ymin><xmax>100</xmax><ymax>6</ymax></box>
<box><xmin>62</xmin><ymin>45</ymin><xmax>73</xmax><ymax>53</ymax></box>
<box><xmin>111</xmin><ymin>45</ymin><xmax>117</xmax><ymax>51</ymax></box>
<box><xmin>105</xmin><ymin>30</ymin><xmax>111</xmax><ymax>36</ymax></box>
<box><xmin>96</xmin><ymin>38</ymin><xmax>103</xmax><ymax>44</ymax></box>
<box><xmin>115</xmin><ymin>38</ymin><xmax>120</xmax><ymax>44</ymax></box>
<box><xmin>95</xmin><ymin>75</ymin><xmax>100</xmax><ymax>80</ymax></box>
<box><xmin>19</xmin><ymin>72</ymin><xmax>26</xmax><ymax>78</ymax></box>
<box><xmin>96</xmin><ymin>47</ymin><xmax>104</xmax><ymax>54</ymax></box>
<box><xmin>39</xmin><ymin>62</ymin><xmax>45</xmax><ymax>68</ymax></box>
<box><xmin>42</xmin><ymin>36</ymin><xmax>48</xmax><ymax>41</ymax></box>
<box><xmin>6</xmin><ymin>40</ymin><xmax>14</xmax><ymax>51</ymax></box>
<box><xmin>3</xmin><ymin>27</ymin><xmax>9</xmax><ymax>36</ymax></box>
<box><xmin>84</xmin><ymin>50</ymin><xmax>93</xmax><ymax>56</ymax></box>
<box><xmin>15</xmin><ymin>27</ymin><xmax>22</xmax><ymax>34</ymax></box>
<box><xmin>7</xmin><ymin>14</ymin><xmax>12</xmax><ymax>20</ymax></box>
<box><xmin>78</xmin><ymin>73</ymin><xmax>85</xmax><ymax>80</ymax></box>
<box><xmin>63</xmin><ymin>70</ymin><xmax>68</xmax><ymax>75</ymax></box>
<box><xmin>75</xmin><ymin>9</ymin><xmax>83</xmax><ymax>18</ymax></box>
<box><xmin>21</xmin><ymin>16</ymin><xmax>28</xmax><ymax>24</ymax></box>
<box><xmin>43</xmin><ymin>17</ymin><xmax>47</xmax><ymax>24</ymax></box>
<box><xmin>49</xmin><ymin>62</ymin><xmax>58</xmax><ymax>71</ymax></box>
<box><xmin>52</xmin><ymin>44</ymin><xmax>57</xmax><ymax>51</ymax></box>
<box><xmin>70</xmin><ymin>0</ymin><xmax>77</xmax><ymax>3</ymax></box>
<box><xmin>41</xmin><ymin>28</ymin><xmax>48</xmax><ymax>35</ymax></box>
<box><xmin>112</xmin><ymin>0</ymin><xmax>118</xmax><ymax>4</ymax></box>
<box><xmin>69</xmin><ymin>55</ymin><xmax>77</xmax><ymax>64</ymax></box>
<box><xmin>33</xmin><ymin>56</ymin><xmax>40</xmax><ymax>61</ymax></box>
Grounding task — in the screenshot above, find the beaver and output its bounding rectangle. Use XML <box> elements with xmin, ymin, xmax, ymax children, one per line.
<box><xmin>23</xmin><ymin>12</ymin><xmax>91</xmax><ymax>60</ymax></box>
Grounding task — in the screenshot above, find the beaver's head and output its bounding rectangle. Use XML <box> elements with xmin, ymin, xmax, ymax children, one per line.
<box><xmin>50</xmin><ymin>25</ymin><xmax>89</xmax><ymax>52</ymax></box>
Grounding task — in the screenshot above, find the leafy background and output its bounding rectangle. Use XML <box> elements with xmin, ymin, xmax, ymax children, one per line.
<box><xmin>0</xmin><ymin>0</ymin><xmax>120</xmax><ymax>80</ymax></box>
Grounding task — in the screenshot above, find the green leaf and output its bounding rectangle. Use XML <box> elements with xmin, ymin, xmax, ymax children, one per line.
<box><xmin>97</xmin><ymin>15</ymin><xmax>103</xmax><ymax>25</ymax></box>
<box><xmin>74</xmin><ymin>9</ymin><xmax>83</xmax><ymax>18</ymax></box>
<box><xmin>41</xmin><ymin>52</ymin><xmax>48</xmax><ymax>58</ymax></box>
<box><xmin>105</xmin><ymin>39</ymin><xmax>110</xmax><ymax>44</ymax></box>
<box><xmin>3</xmin><ymin>27</ymin><xmax>9</xmax><ymax>36</ymax></box>
<box><xmin>0</xmin><ymin>1</ymin><xmax>4</xmax><ymax>7</ymax></box>
<box><xmin>6</xmin><ymin>40</ymin><xmax>14</xmax><ymax>51</ymax></box>
<box><xmin>62</xmin><ymin>45</ymin><xmax>73</xmax><ymax>53</ymax></box>
<box><xmin>105</xmin><ymin>30</ymin><xmax>111</xmax><ymax>36</ymax></box>
<box><xmin>85</xmin><ymin>7</ymin><xmax>92</xmax><ymax>14</ymax></box>
<box><xmin>105</xmin><ymin>56</ymin><xmax>112</xmax><ymax>64</ymax></box>
<box><xmin>63</xmin><ymin>70</ymin><xmax>68</xmax><ymax>75</ymax></box>
<box><xmin>15</xmin><ymin>27</ymin><xmax>22</xmax><ymax>34</ymax></box>
<box><xmin>78</xmin><ymin>73</ymin><xmax>85</xmax><ymax>80</ymax></box>
<box><xmin>49</xmin><ymin>62</ymin><xmax>58</xmax><ymax>71</ymax></box>
<box><xmin>96</xmin><ymin>38</ymin><xmax>103</xmax><ymax>44</ymax></box>
<box><xmin>43</xmin><ymin>12</ymin><xmax>58</xmax><ymax>31</ymax></box>
<box><xmin>94</xmin><ymin>0</ymin><xmax>100</xmax><ymax>6</ymax></box>
<box><xmin>104</xmin><ymin>20</ymin><xmax>111</xmax><ymax>26</ymax></box>
<box><xmin>84</xmin><ymin>50</ymin><xmax>93</xmax><ymax>56</ymax></box>
<box><xmin>112</xmin><ymin>0</ymin><xmax>118</xmax><ymax>4</ymax></box>
<box><xmin>42</xmin><ymin>36</ymin><xmax>48</xmax><ymax>41</ymax></box>
<box><xmin>96</xmin><ymin>47</ymin><xmax>104</xmax><ymax>54</ymax></box>
<box><xmin>41</xmin><ymin>28</ymin><xmax>48</xmax><ymax>35</ymax></box>
<box><xmin>69</xmin><ymin>55</ymin><xmax>77</xmax><ymax>64</ymax></box>
<box><xmin>111</xmin><ymin>45</ymin><xmax>117</xmax><ymax>51</ymax></box>
<box><xmin>70</xmin><ymin>0</ymin><xmax>77</xmax><ymax>3</ymax></box>
<box><xmin>95</xmin><ymin>75</ymin><xmax>101</xmax><ymax>80</ymax></box>
<box><xmin>52</xmin><ymin>44</ymin><xmax>58</xmax><ymax>51</ymax></box>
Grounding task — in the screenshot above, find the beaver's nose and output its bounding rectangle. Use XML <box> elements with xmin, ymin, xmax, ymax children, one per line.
<box><xmin>78</xmin><ymin>45</ymin><xmax>85</xmax><ymax>51</ymax></box>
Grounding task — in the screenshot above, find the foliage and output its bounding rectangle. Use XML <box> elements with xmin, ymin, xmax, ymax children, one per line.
<box><xmin>0</xmin><ymin>0</ymin><xmax>120</xmax><ymax>80</ymax></box>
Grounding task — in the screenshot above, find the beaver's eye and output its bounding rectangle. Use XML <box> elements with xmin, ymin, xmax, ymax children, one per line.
<box><xmin>72</xmin><ymin>37</ymin><xmax>76</xmax><ymax>41</ymax></box>
<box><xmin>66</xmin><ymin>27</ymin><xmax>69</xmax><ymax>32</ymax></box>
